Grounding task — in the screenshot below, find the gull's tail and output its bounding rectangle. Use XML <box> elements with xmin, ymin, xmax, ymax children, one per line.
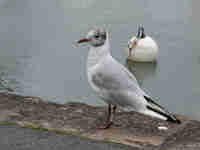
<box><xmin>144</xmin><ymin>96</ymin><xmax>181</xmax><ymax>124</ymax></box>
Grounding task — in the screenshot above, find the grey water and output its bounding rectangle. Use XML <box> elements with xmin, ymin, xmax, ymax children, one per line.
<box><xmin>0</xmin><ymin>0</ymin><xmax>200</xmax><ymax>119</ymax></box>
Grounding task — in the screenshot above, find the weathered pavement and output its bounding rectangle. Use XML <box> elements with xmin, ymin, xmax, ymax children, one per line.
<box><xmin>0</xmin><ymin>92</ymin><xmax>200</xmax><ymax>150</ymax></box>
<box><xmin>0</xmin><ymin>125</ymin><xmax>133</xmax><ymax>150</ymax></box>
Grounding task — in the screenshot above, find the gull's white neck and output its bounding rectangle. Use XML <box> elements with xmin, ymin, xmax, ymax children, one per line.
<box><xmin>87</xmin><ymin>39</ymin><xmax>110</xmax><ymax>69</ymax></box>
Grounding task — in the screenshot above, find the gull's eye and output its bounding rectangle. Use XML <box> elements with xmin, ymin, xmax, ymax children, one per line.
<box><xmin>94</xmin><ymin>34</ymin><xmax>100</xmax><ymax>39</ymax></box>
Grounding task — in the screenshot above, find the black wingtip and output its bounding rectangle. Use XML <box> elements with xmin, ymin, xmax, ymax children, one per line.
<box><xmin>144</xmin><ymin>96</ymin><xmax>181</xmax><ymax>124</ymax></box>
<box><xmin>146</xmin><ymin>105</ymin><xmax>181</xmax><ymax>124</ymax></box>
<box><xmin>166</xmin><ymin>115</ymin><xmax>181</xmax><ymax>124</ymax></box>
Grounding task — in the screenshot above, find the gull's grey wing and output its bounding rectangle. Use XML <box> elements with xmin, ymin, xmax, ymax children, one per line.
<box><xmin>91</xmin><ymin>55</ymin><xmax>143</xmax><ymax>94</ymax></box>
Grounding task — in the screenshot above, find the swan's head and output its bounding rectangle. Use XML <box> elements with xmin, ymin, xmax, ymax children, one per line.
<box><xmin>128</xmin><ymin>26</ymin><xmax>146</xmax><ymax>49</ymax></box>
<box><xmin>77</xmin><ymin>28</ymin><xmax>107</xmax><ymax>47</ymax></box>
<box><xmin>136</xmin><ymin>26</ymin><xmax>146</xmax><ymax>39</ymax></box>
<box><xmin>127</xmin><ymin>26</ymin><xmax>146</xmax><ymax>56</ymax></box>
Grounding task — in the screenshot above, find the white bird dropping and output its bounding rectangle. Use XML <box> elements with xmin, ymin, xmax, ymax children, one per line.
<box><xmin>158</xmin><ymin>126</ymin><xmax>168</xmax><ymax>131</ymax></box>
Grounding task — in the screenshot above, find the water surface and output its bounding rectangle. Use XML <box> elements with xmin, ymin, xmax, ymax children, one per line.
<box><xmin>0</xmin><ymin>0</ymin><xmax>200</xmax><ymax>119</ymax></box>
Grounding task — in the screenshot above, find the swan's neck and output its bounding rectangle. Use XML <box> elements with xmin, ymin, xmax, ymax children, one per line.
<box><xmin>87</xmin><ymin>40</ymin><xmax>110</xmax><ymax>69</ymax></box>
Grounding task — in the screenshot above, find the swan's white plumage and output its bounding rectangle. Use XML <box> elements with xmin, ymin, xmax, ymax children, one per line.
<box><xmin>126</xmin><ymin>36</ymin><xmax>159</xmax><ymax>62</ymax></box>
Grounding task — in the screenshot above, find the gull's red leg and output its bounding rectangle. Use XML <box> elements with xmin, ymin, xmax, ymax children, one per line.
<box><xmin>97</xmin><ymin>104</ymin><xmax>113</xmax><ymax>129</ymax></box>
<box><xmin>111</xmin><ymin>105</ymin><xmax>117</xmax><ymax>122</ymax></box>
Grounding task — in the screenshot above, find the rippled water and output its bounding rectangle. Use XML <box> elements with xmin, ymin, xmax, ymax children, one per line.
<box><xmin>0</xmin><ymin>0</ymin><xmax>199</xmax><ymax>119</ymax></box>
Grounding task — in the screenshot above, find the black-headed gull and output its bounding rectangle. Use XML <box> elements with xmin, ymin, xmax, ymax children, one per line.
<box><xmin>77</xmin><ymin>28</ymin><xmax>180</xmax><ymax>129</ymax></box>
<box><xmin>126</xmin><ymin>26</ymin><xmax>159</xmax><ymax>62</ymax></box>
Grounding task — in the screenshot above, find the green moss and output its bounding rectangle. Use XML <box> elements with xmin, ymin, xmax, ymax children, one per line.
<box><xmin>22</xmin><ymin>124</ymin><xmax>49</xmax><ymax>132</ymax></box>
<box><xmin>0</xmin><ymin>121</ymin><xmax>17</xmax><ymax>126</ymax></box>
<box><xmin>22</xmin><ymin>124</ymin><xmax>75</xmax><ymax>135</ymax></box>
<box><xmin>54</xmin><ymin>129</ymin><xmax>68</xmax><ymax>134</ymax></box>
<box><xmin>0</xmin><ymin>121</ymin><xmax>75</xmax><ymax>135</ymax></box>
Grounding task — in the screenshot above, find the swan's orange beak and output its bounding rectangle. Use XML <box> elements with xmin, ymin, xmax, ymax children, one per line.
<box><xmin>129</xmin><ymin>40</ymin><xmax>137</xmax><ymax>50</ymax></box>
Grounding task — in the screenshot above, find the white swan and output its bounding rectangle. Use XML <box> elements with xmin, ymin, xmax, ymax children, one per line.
<box><xmin>125</xmin><ymin>26</ymin><xmax>159</xmax><ymax>62</ymax></box>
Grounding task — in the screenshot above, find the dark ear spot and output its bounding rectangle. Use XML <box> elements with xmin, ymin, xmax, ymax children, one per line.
<box><xmin>101</xmin><ymin>32</ymin><xmax>107</xmax><ymax>40</ymax></box>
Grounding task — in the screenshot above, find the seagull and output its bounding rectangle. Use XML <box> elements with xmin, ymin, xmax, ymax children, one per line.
<box><xmin>77</xmin><ymin>28</ymin><xmax>180</xmax><ymax>129</ymax></box>
<box><xmin>126</xmin><ymin>26</ymin><xmax>159</xmax><ymax>62</ymax></box>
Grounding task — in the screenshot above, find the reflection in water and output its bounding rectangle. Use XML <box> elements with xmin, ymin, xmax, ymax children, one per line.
<box><xmin>125</xmin><ymin>59</ymin><xmax>157</xmax><ymax>86</ymax></box>
<box><xmin>58</xmin><ymin>0</ymin><xmax>96</xmax><ymax>9</ymax></box>
<box><xmin>0</xmin><ymin>71</ymin><xmax>16</xmax><ymax>92</ymax></box>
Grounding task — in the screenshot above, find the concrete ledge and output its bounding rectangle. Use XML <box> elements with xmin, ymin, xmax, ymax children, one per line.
<box><xmin>0</xmin><ymin>92</ymin><xmax>199</xmax><ymax>150</ymax></box>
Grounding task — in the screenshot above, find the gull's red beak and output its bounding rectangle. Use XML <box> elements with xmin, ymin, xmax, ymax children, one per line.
<box><xmin>77</xmin><ymin>38</ymin><xmax>89</xmax><ymax>44</ymax></box>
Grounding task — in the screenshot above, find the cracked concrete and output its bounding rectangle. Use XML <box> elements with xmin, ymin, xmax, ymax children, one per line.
<box><xmin>0</xmin><ymin>92</ymin><xmax>199</xmax><ymax>150</ymax></box>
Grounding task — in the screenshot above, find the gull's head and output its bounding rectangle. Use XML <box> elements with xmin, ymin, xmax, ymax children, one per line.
<box><xmin>77</xmin><ymin>28</ymin><xmax>107</xmax><ymax>47</ymax></box>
